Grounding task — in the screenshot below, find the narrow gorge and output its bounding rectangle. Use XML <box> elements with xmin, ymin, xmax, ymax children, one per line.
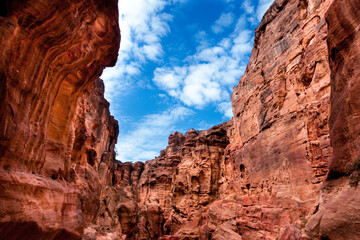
<box><xmin>0</xmin><ymin>0</ymin><xmax>359</xmax><ymax>239</ymax></box>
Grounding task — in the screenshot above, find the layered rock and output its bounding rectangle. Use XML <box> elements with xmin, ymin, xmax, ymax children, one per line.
<box><xmin>305</xmin><ymin>0</ymin><xmax>360</xmax><ymax>238</ymax></box>
<box><xmin>135</xmin><ymin>124</ymin><xmax>230</xmax><ymax>239</ymax></box>
<box><xmin>222</xmin><ymin>0</ymin><xmax>333</xmax><ymax>238</ymax></box>
<box><xmin>0</xmin><ymin>0</ymin><xmax>120</xmax><ymax>239</ymax></box>
<box><xmin>119</xmin><ymin>0</ymin><xmax>360</xmax><ymax>239</ymax></box>
<box><xmin>1</xmin><ymin>0</ymin><xmax>360</xmax><ymax>239</ymax></box>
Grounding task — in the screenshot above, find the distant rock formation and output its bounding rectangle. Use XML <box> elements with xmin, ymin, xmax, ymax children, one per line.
<box><xmin>1</xmin><ymin>0</ymin><xmax>359</xmax><ymax>239</ymax></box>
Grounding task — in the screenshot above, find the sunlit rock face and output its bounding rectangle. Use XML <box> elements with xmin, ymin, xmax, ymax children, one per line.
<box><xmin>1</xmin><ymin>0</ymin><xmax>360</xmax><ymax>239</ymax></box>
<box><xmin>139</xmin><ymin>0</ymin><xmax>335</xmax><ymax>238</ymax></box>
<box><xmin>126</xmin><ymin>0</ymin><xmax>360</xmax><ymax>239</ymax></box>
<box><xmin>223</xmin><ymin>0</ymin><xmax>334</xmax><ymax>238</ymax></box>
<box><xmin>135</xmin><ymin>124</ymin><xmax>230</xmax><ymax>239</ymax></box>
<box><xmin>0</xmin><ymin>0</ymin><xmax>120</xmax><ymax>239</ymax></box>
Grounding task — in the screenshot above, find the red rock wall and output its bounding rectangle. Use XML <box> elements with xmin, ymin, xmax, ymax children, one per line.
<box><xmin>136</xmin><ymin>124</ymin><xmax>229</xmax><ymax>239</ymax></box>
<box><xmin>305</xmin><ymin>0</ymin><xmax>360</xmax><ymax>239</ymax></box>
<box><xmin>223</xmin><ymin>0</ymin><xmax>333</xmax><ymax>238</ymax></box>
<box><xmin>0</xmin><ymin>0</ymin><xmax>120</xmax><ymax>239</ymax></box>
<box><xmin>1</xmin><ymin>0</ymin><xmax>360</xmax><ymax>239</ymax></box>
<box><xmin>123</xmin><ymin>0</ymin><xmax>360</xmax><ymax>239</ymax></box>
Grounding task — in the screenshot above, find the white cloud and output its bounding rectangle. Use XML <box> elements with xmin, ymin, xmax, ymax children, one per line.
<box><xmin>194</xmin><ymin>31</ymin><xmax>210</xmax><ymax>50</ymax></box>
<box><xmin>152</xmin><ymin>18</ymin><xmax>253</xmax><ymax>110</ymax></box>
<box><xmin>102</xmin><ymin>0</ymin><xmax>176</xmax><ymax>101</ymax></box>
<box><xmin>116</xmin><ymin>106</ymin><xmax>193</xmax><ymax>162</ymax></box>
<box><xmin>101</xmin><ymin>0</ymin><xmax>269</xmax><ymax>109</ymax></box>
<box><xmin>181</xmin><ymin>64</ymin><xmax>224</xmax><ymax>107</ymax></box>
<box><xmin>231</xmin><ymin>29</ymin><xmax>253</xmax><ymax>55</ymax></box>
<box><xmin>100</xmin><ymin>0</ymin><xmax>276</xmax><ymax>162</ymax></box>
<box><xmin>243</xmin><ymin>0</ymin><xmax>255</xmax><ymax>14</ymax></box>
<box><xmin>217</xmin><ymin>101</ymin><xmax>233</xmax><ymax>118</ymax></box>
<box><xmin>212</xmin><ymin>12</ymin><xmax>235</xmax><ymax>33</ymax></box>
<box><xmin>143</xmin><ymin>43</ymin><xmax>163</xmax><ymax>60</ymax></box>
<box><xmin>153</xmin><ymin>67</ymin><xmax>187</xmax><ymax>90</ymax></box>
<box><xmin>148</xmin><ymin>0</ymin><xmax>274</xmax><ymax>113</ymax></box>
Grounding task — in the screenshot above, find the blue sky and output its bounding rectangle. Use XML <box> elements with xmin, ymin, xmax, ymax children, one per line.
<box><xmin>101</xmin><ymin>0</ymin><xmax>273</xmax><ymax>162</ymax></box>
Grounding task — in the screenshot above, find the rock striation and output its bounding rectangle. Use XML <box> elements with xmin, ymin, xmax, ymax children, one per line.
<box><xmin>121</xmin><ymin>0</ymin><xmax>360</xmax><ymax>239</ymax></box>
<box><xmin>305</xmin><ymin>0</ymin><xmax>360</xmax><ymax>239</ymax></box>
<box><xmin>0</xmin><ymin>0</ymin><xmax>121</xmax><ymax>239</ymax></box>
<box><xmin>224</xmin><ymin>0</ymin><xmax>333</xmax><ymax>238</ymax></box>
<box><xmin>1</xmin><ymin>0</ymin><xmax>360</xmax><ymax>239</ymax></box>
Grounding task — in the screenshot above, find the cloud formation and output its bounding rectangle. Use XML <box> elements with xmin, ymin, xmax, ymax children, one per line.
<box><xmin>217</xmin><ymin>102</ymin><xmax>233</xmax><ymax>118</ymax></box>
<box><xmin>151</xmin><ymin>0</ymin><xmax>274</xmax><ymax>116</ymax></box>
<box><xmin>101</xmin><ymin>0</ymin><xmax>176</xmax><ymax>101</ymax></box>
<box><xmin>152</xmin><ymin>21</ymin><xmax>254</xmax><ymax>111</ymax></box>
<box><xmin>116</xmin><ymin>106</ymin><xmax>193</xmax><ymax>162</ymax></box>
<box><xmin>101</xmin><ymin>0</ymin><xmax>275</xmax><ymax>162</ymax></box>
<box><xmin>212</xmin><ymin>12</ymin><xmax>235</xmax><ymax>33</ymax></box>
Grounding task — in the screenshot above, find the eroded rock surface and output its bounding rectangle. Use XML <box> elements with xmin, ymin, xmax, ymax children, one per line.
<box><xmin>222</xmin><ymin>0</ymin><xmax>333</xmax><ymax>238</ymax></box>
<box><xmin>137</xmin><ymin>124</ymin><xmax>229</xmax><ymax>239</ymax></box>
<box><xmin>305</xmin><ymin>0</ymin><xmax>360</xmax><ymax>239</ymax></box>
<box><xmin>123</xmin><ymin>0</ymin><xmax>360</xmax><ymax>239</ymax></box>
<box><xmin>0</xmin><ymin>0</ymin><xmax>120</xmax><ymax>239</ymax></box>
<box><xmin>1</xmin><ymin>0</ymin><xmax>360</xmax><ymax>239</ymax></box>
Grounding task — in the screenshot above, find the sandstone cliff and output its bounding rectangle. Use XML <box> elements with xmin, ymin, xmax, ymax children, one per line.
<box><xmin>0</xmin><ymin>0</ymin><xmax>120</xmax><ymax>239</ymax></box>
<box><xmin>118</xmin><ymin>0</ymin><xmax>360</xmax><ymax>239</ymax></box>
<box><xmin>1</xmin><ymin>0</ymin><xmax>360</xmax><ymax>240</ymax></box>
<box><xmin>305</xmin><ymin>0</ymin><xmax>360</xmax><ymax>238</ymax></box>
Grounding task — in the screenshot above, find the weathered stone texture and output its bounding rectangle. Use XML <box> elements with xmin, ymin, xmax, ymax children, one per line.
<box><xmin>130</xmin><ymin>0</ymin><xmax>360</xmax><ymax>239</ymax></box>
<box><xmin>220</xmin><ymin>0</ymin><xmax>333</xmax><ymax>238</ymax></box>
<box><xmin>134</xmin><ymin>124</ymin><xmax>230</xmax><ymax>239</ymax></box>
<box><xmin>0</xmin><ymin>0</ymin><xmax>120</xmax><ymax>239</ymax></box>
<box><xmin>1</xmin><ymin>0</ymin><xmax>360</xmax><ymax>239</ymax></box>
<box><xmin>305</xmin><ymin>0</ymin><xmax>360</xmax><ymax>239</ymax></box>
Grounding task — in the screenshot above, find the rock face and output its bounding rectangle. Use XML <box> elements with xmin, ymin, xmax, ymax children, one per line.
<box><xmin>305</xmin><ymin>0</ymin><xmax>360</xmax><ymax>239</ymax></box>
<box><xmin>225</xmin><ymin>0</ymin><xmax>333</xmax><ymax>238</ymax></box>
<box><xmin>1</xmin><ymin>0</ymin><xmax>360</xmax><ymax>239</ymax></box>
<box><xmin>125</xmin><ymin>0</ymin><xmax>360</xmax><ymax>239</ymax></box>
<box><xmin>0</xmin><ymin>0</ymin><xmax>120</xmax><ymax>239</ymax></box>
<box><xmin>136</xmin><ymin>124</ymin><xmax>230</xmax><ymax>239</ymax></box>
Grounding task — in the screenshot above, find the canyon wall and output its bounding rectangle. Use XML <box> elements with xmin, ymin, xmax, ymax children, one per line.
<box><xmin>305</xmin><ymin>0</ymin><xmax>360</xmax><ymax>238</ymax></box>
<box><xmin>0</xmin><ymin>0</ymin><xmax>122</xmax><ymax>239</ymax></box>
<box><xmin>1</xmin><ymin>0</ymin><xmax>360</xmax><ymax>239</ymax></box>
<box><xmin>126</xmin><ymin>0</ymin><xmax>360</xmax><ymax>239</ymax></box>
